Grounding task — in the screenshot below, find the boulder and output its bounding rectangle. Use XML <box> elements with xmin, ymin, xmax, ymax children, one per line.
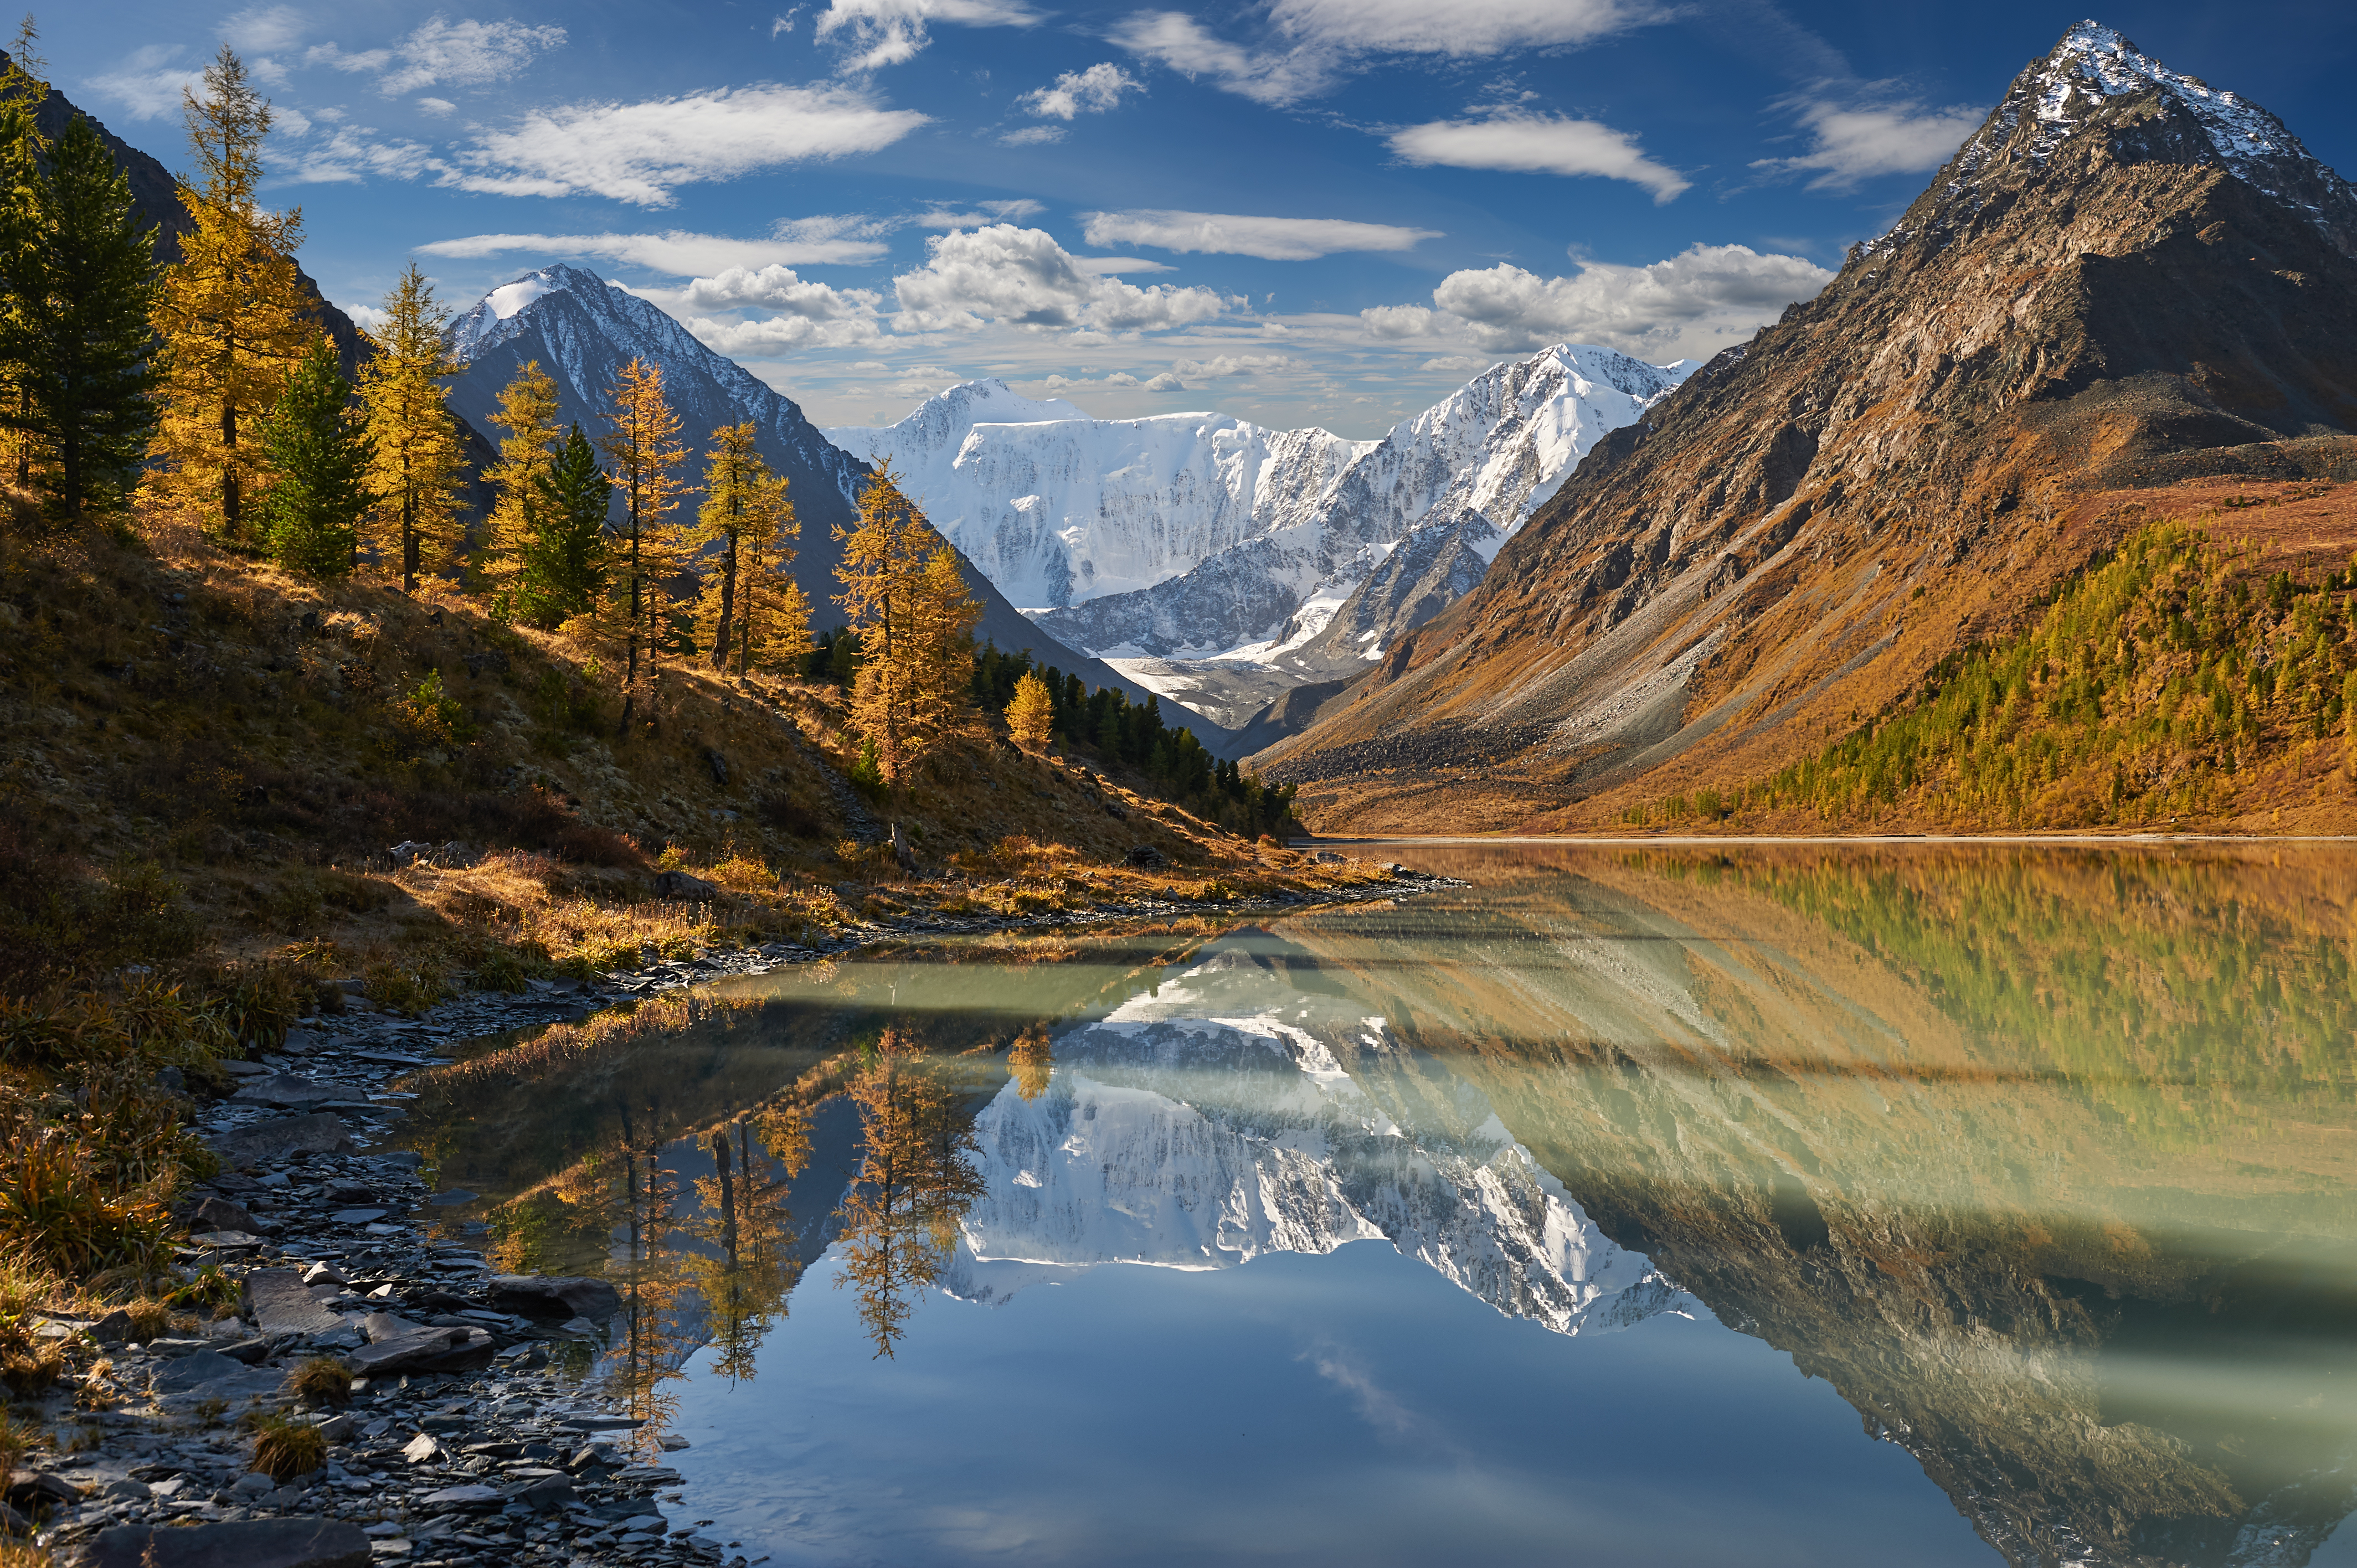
<box><xmin>1125</xmin><ymin>845</ymin><xmax>1167</xmax><ymax>869</ymax></box>
<box><xmin>488</xmin><ymin>1275</ymin><xmax>621</xmax><ymax>1322</ymax></box>
<box><xmin>348</xmin><ymin>1326</ymin><xmax>497</xmax><ymax>1376</ymax></box>
<box><xmin>210</xmin><ymin>1113</ymin><xmax>353</xmax><ymax>1168</ymax></box>
<box><xmin>652</xmin><ymin>870</ymin><xmax>722</xmax><ymax>902</ymax></box>
<box><xmin>148</xmin><ymin>1350</ymin><xmax>286</xmax><ymax>1404</ymax></box>
<box><xmin>189</xmin><ymin>1195</ymin><xmax>259</xmax><ymax>1233</ymax></box>
<box><xmin>359</xmin><ymin>1312</ymin><xmax>427</xmax><ymax>1343</ymax></box>
<box><xmin>246</xmin><ymin>1270</ymin><xmax>347</xmax><ymax>1337</ymax></box>
<box><xmin>511</xmin><ymin>1474</ymin><xmax>577</xmax><ymax>1512</ymax></box>
<box><xmin>7</xmin><ymin>1469</ymin><xmax>82</xmax><ymax>1512</ymax></box>
<box><xmin>66</xmin><ymin>1518</ymin><xmax>370</xmax><ymax>1568</ymax></box>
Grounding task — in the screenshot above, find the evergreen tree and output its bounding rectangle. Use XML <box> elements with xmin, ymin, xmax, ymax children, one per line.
<box><xmin>480</xmin><ymin>358</ymin><xmax>561</xmax><ymax>612</ymax></box>
<box><xmin>693</xmin><ymin>421</ymin><xmax>806</xmax><ymax>676</ymax></box>
<box><xmin>254</xmin><ymin>333</ymin><xmax>370</xmax><ymax>576</ymax></box>
<box><xmin>146</xmin><ymin>47</ymin><xmax>310</xmax><ymax>538</ymax></box>
<box><xmin>357</xmin><ymin>260</ymin><xmax>462</xmax><ymax>591</ymax></box>
<box><xmin>514</xmin><ymin>422</ymin><xmax>608</xmax><ymax>627</ymax></box>
<box><xmin>596</xmin><ymin>356</ymin><xmax>687</xmax><ymax>735</ymax></box>
<box><xmin>0</xmin><ymin>28</ymin><xmax>50</xmax><ymax>494</ymax></box>
<box><xmin>833</xmin><ymin>462</ymin><xmax>980</xmax><ymax>787</ymax></box>
<box><xmin>0</xmin><ymin>109</ymin><xmax>159</xmax><ymax>524</ymax></box>
<box><xmin>1006</xmin><ymin>670</ymin><xmax>1053</xmax><ymax>753</ymax></box>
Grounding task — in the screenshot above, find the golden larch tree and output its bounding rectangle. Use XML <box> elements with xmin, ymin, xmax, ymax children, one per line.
<box><xmin>833</xmin><ymin>462</ymin><xmax>980</xmax><ymax>787</ymax></box>
<box><xmin>146</xmin><ymin>47</ymin><xmax>311</xmax><ymax>538</ymax></box>
<box><xmin>692</xmin><ymin>420</ymin><xmax>802</xmax><ymax>674</ymax></box>
<box><xmin>1006</xmin><ymin>670</ymin><xmax>1054</xmax><ymax>753</ymax></box>
<box><xmin>596</xmin><ymin>356</ymin><xmax>687</xmax><ymax>735</ymax></box>
<box><xmin>356</xmin><ymin>261</ymin><xmax>464</xmax><ymax>591</ymax></box>
<box><xmin>479</xmin><ymin>358</ymin><xmax>562</xmax><ymax>611</ymax></box>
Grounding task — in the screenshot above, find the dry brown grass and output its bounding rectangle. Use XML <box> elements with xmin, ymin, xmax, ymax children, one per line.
<box><xmin>250</xmin><ymin>1416</ymin><xmax>327</xmax><ymax>1481</ymax></box>
<box><xmin>288</xmin><ymin>1356</ymin><xmax>352</xmax><ymax>1406</ymax></box>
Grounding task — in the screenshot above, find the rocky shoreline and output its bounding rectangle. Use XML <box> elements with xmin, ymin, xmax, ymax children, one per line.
<box><xmin>17</xmin><ymin>868</ymin><xmax>1444</xmax><ymax>1568</ymax></box>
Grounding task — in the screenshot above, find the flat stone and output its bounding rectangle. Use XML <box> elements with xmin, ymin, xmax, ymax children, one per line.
<box><xmin>426</xmin><ymin>1191</ymin><xmax>476</xmax><ymax>1206</ymax></box>
<box><xmin>65</xmin><ymin>1517</ymin><xmax>372</xmax><ymax>1568</ymax></box>
<box><xmin>487</xmin><ymin>1275</ymin><xmax>621</xmax><ymax>1323</ymax></box>
<box><xmin>188</xmin><ymin>1231</ymin><xmax>265</xmax><ymax>1249</ymax></box>
<box><xmin>150</xmin><ymin>1351</ymin><xmax>287</xmax><ymax>1405</ymax></box>
<box><xmin>358</xmin><ymin>1312</ymin><xmax>426</xmax><ymax>1343</ymax></box>
<box><xmin>348</xmin><ymin>1326</ymin><xmax>497</xmax><ymax>1376</ymax></box>
<box><xmin>555</xmin><ymin>1416</ymin><xmax>644</xmax><ymax>1432</ymax></box>
<box><xmin>328</xmin><ymin>1209</ymin><xmax>389</xmax><ymax>1224</ymax></box>
<box><xmin>231</xmin><ymin>1075</ymin><xmax>345</xmax><ymax>1110</ymax></box>
<box><xmin>191</xmin><ymin>1195</ymin><xmax>260</xmax><ymax>1232</ymax></box>
<box><xmin>398</xmin><ymin>1434</ymin><xmax>439</xmax><ymax>1465</ymax></box>
<box><xmin>211</xmin><ymin>1114</ymin><xmax>355</xmax><ymax>1168</ymax></box>
<box><xmin>418</xmin><ymin>1483</ymin><xmax>504</xmax><ymax>1509</ymax></box>
<box><xmin>248</xmin><ymin>1270</ymin><xmax>348</xmax><ymax>1336</ymax></box>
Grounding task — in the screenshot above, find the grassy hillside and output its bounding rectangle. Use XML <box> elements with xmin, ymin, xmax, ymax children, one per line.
<box><xmin>1599</xmin><ymin>484</ymin><xmax>2357</xmax><ymax>834</ymax></box>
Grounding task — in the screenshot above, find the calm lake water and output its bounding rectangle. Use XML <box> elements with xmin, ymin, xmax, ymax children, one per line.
<box><xmin>402</xmin><ymin>844</ymin><xmax>2357</xmax><ymax>1568</ymax></box>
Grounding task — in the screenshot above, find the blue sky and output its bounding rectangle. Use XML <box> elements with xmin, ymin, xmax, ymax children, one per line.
<box><xmin>50</xmin><ymin>0</ymin><xmax>2357</xmax><ymax>436</ymax></box>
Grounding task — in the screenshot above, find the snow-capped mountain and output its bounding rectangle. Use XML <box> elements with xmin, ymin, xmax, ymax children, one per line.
<box><xmin>939</xmin><ymin>938</ymin><xmax>1696</xmax><ymax>1337</ymax></box>
<box><xmin>826</xmin><ymin>384</ymin><xmax>1372</xmax><ymax>612</ymax></box>
<box><xmin>829</xmin><ymin>347</ymin><xmax>1696</xmax><ymax>670</ymax></box>
<box><xmin>441</xmin><ymin>265</ymin><xmax>1238</xmax><ymax>750</ymax></box>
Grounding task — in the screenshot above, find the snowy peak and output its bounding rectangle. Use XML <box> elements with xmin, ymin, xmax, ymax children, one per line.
<box><xmin>1921</xmin><ymin>19</ymin><xmax>2357</xmax><ymax>258</ymax></box>
<box><xmin>830</xmin><ymin>378</ymin><xmax>1090</xmax><ymax>454</ymax></box>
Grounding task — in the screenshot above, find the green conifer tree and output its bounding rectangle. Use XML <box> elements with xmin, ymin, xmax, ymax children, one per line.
<box><xmin>516</xmin><ymin>422</ymin><xmax>609</xmax><ymax>627</ymax></box>
<box><xmin>255</xmin><ymin>334</ymin><xmax>372</xmax><ymax>576</ymax></box>
<box><xmin>0</xmin><ymin>111</ymin><xmax>159</xmax><ymax>524</ymax></box>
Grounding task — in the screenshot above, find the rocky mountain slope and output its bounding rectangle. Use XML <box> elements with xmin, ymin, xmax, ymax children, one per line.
<box><xmin>1255</xmin><ymin>20</ymin><xmax>2357</xmax><ymax>831</ymax></box>
<box><xmin>831</xmin><ymin>349</ymin><xmax>1693</xmax><ymax>695</ymax></box>
<box><xmin>445</xmin><ymin>267</ymin><xmax>1236</xmax><ymax>752</ymax></box>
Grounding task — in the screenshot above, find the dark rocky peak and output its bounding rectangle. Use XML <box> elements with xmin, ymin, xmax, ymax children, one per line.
<box><xmin>1871</xmin><ymin>20</ymin><xmax>2357</xmax><ymax>262</ymax></box>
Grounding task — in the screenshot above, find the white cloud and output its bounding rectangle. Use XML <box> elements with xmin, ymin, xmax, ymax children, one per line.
<box><xmin>892</xmin><ymin>224</ymin><xmax>1231</xmax><ymax>333</ymax></box>
<box><xmin>999</xmin><ymin>126</ymin><xmax>1064</xmax><ymax>146</ymax></box>
<box><xmin>1069</xmin><ymin>256</ymin><xmax>1172</xmax><ymax>275</ymax></box>
<box><xmin>1363</xmin><ymin>243</ymin><xmax>1833</xmax><ymax>354</ymax></box>
<box><xmin>1388</xmin><ymin>110</ymin><xmax>1687</xmax><ymax>203</ymax></box>
<box><xmin>342</xmin><ymin>301</ymin><xmax>390</xmax><ymax>332</ymax></box>
<box><xmin>1112</xmin><ymin>0</ymin><xmax>1654</xmax><ymax>106</ymax></box>
<box><xmin>1081</xmin><ymin>209</ymin><xmax>1439</xmax><ymax>260</ymax></box>
<box><xmin>1019</xmin><ymin>62</ymin><xmax>1141</xmax><ymax>120</ymax></box>
<box><xmin>417</xmin><ymin>221</ymin><xmax>890</xmax><ymax>272</ymax></box>
<box><xmin>279</xmin><ymin>125</ymin><xmax>442</xmax><ymax>184</ymax></box>
<box><xmin>1169</xmin><ymin>352</ymin><xmax>1303</xmax><ymax>380</ymax></box>
<box><xmin>453</xmin><ymin>85</ymin><xmax>928</xmax><ymax>206</ymax></box>
<box><xmin>378</xmin><ymin>17</ymin><xmax>567</xmax><ymax>96</ymax></box>
<box><xmin>688</xmin><ymin>314</ymin><xmax>886</xmax><ymax>353</ymax></box>
<box><xmin>815</xmin><ymin>0</ymin><xmax>1041</xmax><ymax>71</ymax></box>
<box><xmin>1753</xmin><ymin>98</ymin><xmax>1982</xmax><ymax>190</ymax></box>
<box><xmin>914</xmin><ymin>199</ymin><xmax>1045</xmax><ymax>226</ymax></box>
<box><xmin>415</xmin><ymin>96</ymin><xmax>456</xmax><ymax>115</ymax></box>
<box><xmin>222</xmin><ymin>4</ymin><xmax>306</xmax><ymax>53</ymax></box>
<box><xmin>83</xmin><ymin>46</ymin><xmax>202</xmax><ymax>120</ymax></box>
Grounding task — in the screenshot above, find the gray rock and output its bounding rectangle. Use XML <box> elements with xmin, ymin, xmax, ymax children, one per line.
<box><xmin>230</xmin><ymin>1075</ymin><xmax>344</xmax><ymax>1110</ymax></box>
<box><xmin>189</xmin><ymin>1195</ymin><xmax>260</xmax><ymax>1232</ymax></box>
<box><xmin>247</xmin><ymin>1270</ymin><xmax>347</xmax><ymax>1337</ymax></box>
<box><xmin>488</xmin><ymin>1275</ymin><xmax>621</xmax><ymax>1322</ymax></box>
<box><xmin>327</xmin><ymin>1208</ymin><xmax>388</xmax><ymax>1224</ymax></box>
<box><xmin>219</xmin><ymin>1060</ymin><xmax>270</xmax><ymax>1077</ymax></box>
<box><xmin>399</xmin><ymin>1433</ymin><xmax>439</xmax><ymax>1465</ymax></box>
<box><xmin>66</xmin><ymin>1517</ymin><xmax>371</xmax><ymax>1568</ymax></box>
<box><xmin>377</xmin><ymin>1151</ymin><xmax>425</xmax><ymax>1169</ymax></box>
<box><xmin>233</xmin><ymin>1472</ymin><xmax>277</xmax><ymax>1499</ymax></box>
<box><xmin>511</xmin><ymin>1475</ymin><xmax>577</xmax><ymax>1512</ymax></box>
<box><xmin>652</xmin><ymin>870</ymin><xmax>722</xmax><ymax>902</ymax></box>
<box><xmin>348</xmin><ymin>1326</ymin><xmax>497</xmax><ymax>1376</ymax></box>
<box><xmin>90</xmin><ymin>1308</ymin><xmax>133</xmax><ymax>1342</ymax></box>
<box><xmin>426</xmin><ymin>1190</ymin><xmax>476</xmax><ymax>1206</ymax></box>
<box><xmin>150</xmin><ymin>1350</ymin><xmax>287</xmax><ymax>1404</ymax></box>
<box><xmin>358</xmin><ymin>1312</ymin><xmax>426</xmax><ymax>1343</ymax></box>
<box><xmin>418</xmin><ymin>1483</ymin><xmax>503</xmax><ymax>1509</ymax></box>
<box><xmin>211</xmin><ymin>1113</ymin><xmax>354</xmax><ymax>1168</ymax></box>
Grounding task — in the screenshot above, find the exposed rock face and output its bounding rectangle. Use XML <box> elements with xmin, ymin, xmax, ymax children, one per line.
<box><xmin>1257</xmin><ymin>22</ymin><xmax>2357</xmax><ymax>828</ymax></box>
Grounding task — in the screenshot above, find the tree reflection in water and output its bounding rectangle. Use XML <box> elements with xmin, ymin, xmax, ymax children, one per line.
<box><xmin>836</xmin><ymin>1030</ymin><xmax>985</xmax><ymax>1358</ymax></box>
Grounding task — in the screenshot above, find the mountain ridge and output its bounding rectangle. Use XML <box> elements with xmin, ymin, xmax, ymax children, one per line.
<box><xmin>1254</xmin><ymin>20</ymin><xmax>2357</xmax><ymax>832</ymax></box>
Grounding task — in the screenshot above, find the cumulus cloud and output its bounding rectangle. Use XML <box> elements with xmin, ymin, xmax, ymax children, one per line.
<box><xmin>452</xmin><ymin>84</ymin><xmax>928</xmax><ymax>205</ymax></box>
<box><xmin>1363</xmin><ymin>244</ymin><xmax>1833</xmax><ymax>354</ymax></box>
<box><xmin>1081</xmin><ymin>209</ymin><xmax>1439</xmax><ymax>260</ymax></box>
<box><xmin>815</xmin><ymin>0</ymin><xmax>1041</xmax><ymax>71</ymax></box>
<box><xmin>1112</xmin><ymin>0</ymin><xmax>1653</xmax><ymax>105</ymax></box>
<box><xmin>418</xmin><ymin>220</ymin><xmax>890</xmax><ymax>272</ymax></box>
<box><xmin>1388</xmin><ymin>111</ymin><xmax>1687</xmax><ymax>203</ymax></box>
<box><xmin>893</xmin><ymin>224</ymin><xmax>1231</xmax><ymax>333</ymax></box>
<box><xmin>1018</xmin><ymin>62</ymin><xmax>1141</xmax><ymax>119</ymax></box>
<box><xmin>1752</xmin><ymin>97</ymin><xmax>1982</xmax><ymax>190</ymax></box>
<box><xmin>342</xmin><ymin>302</ymin><xmax>389</xmax><ymax>332</ymax></box>
<box><xmin>84</xmin><ymin>45</ymin><xmax>203</xmax><ymax>120</ymax></box>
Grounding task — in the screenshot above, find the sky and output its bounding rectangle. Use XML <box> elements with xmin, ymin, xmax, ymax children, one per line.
<box><xmin>46</xmin><ymin>0</ymin><xmax>2357</xmax><ymax>437</ymax></box>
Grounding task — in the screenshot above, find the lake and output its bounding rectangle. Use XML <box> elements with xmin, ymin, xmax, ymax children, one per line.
<box><xmin>402</xmin><ymin>843</ymin><xmax>2357</xmax><ymax>1568</ymax></box>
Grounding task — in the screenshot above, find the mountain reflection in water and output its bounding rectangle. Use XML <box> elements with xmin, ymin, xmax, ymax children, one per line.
<box><xmin>403</xmin><ymin>844</ymin><xmax>2357</xmax><ymax>1568</ymax></box>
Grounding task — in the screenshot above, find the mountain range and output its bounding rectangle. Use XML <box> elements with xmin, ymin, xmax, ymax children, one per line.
<box><xmin>831</xmin><ymin>348</ymin><xmax>1693</xmax><ymax>730</ymax></box>
<box><xmin>1254</xmin><ymin>19</ymin><xmax>2357</xmax><ymax>828</ymax></box>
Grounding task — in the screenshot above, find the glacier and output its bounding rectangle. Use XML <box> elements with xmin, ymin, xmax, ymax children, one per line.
<box><xmin>830</xmin><ymin>347</ymin><xmax>1697</xmax><ymax>676</ymax></box>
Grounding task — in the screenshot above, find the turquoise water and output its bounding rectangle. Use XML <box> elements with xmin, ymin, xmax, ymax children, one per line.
<box><xmin>413</xmin><ymin>844</ymin><xmax>2357</xmax><ymax>1567</ymax></box>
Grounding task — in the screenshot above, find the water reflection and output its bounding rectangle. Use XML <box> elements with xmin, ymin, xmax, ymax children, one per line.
<box><xmin>398</xmin><ymin>847</ymin><xmax>2357</xmax><ymax>1567</ymax></box>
